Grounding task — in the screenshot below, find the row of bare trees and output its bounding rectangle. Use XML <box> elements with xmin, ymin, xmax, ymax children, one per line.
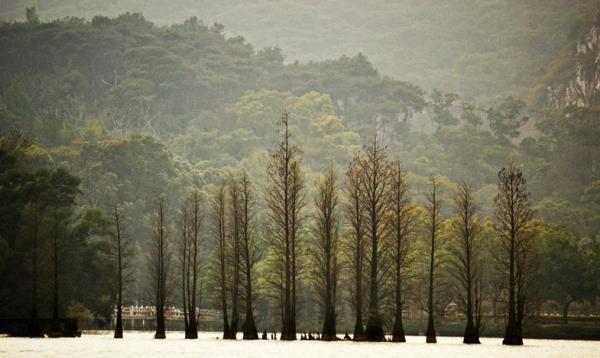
<box><xmin>210</xmin><ymin>171</ymin><xmax>260</xmax><ymax>340</ymax></box>
<box><xmin>107</xmin><ymin>113</ymin><xmax>537</xmax><ymax>346</ymax></box>
<box><xmin>110</xmin><ymin>191</ymin><xmax>205</xmax><ymax>340</ymax></box>
<box><xmin>259</xmin><ymin>112</ymin><xmax>537</xmax><ymax>345</ymax></box>
<box><xmin>179</xmin><ymin>190</ymin><xmax>202</xmax><ymax>339</ymax></box>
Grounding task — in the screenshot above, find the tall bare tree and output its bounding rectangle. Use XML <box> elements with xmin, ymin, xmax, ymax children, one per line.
<box><xmin>49</xmin><ymin>209</ymin><xmax>64</xmax><ymax>332</ymax></box>
<box><xmin>212</xmin><ymin>184</ymin><xmax>231</xmax><ymax>339</ymax></box>
<box><xmin>266</xmin><ymin>111</ymin><xmax>305</xmax><ymax>340</ymax></box>
<box><xmin>387</xmin><ymin>159</ymin><xmax>414</xmax><ymax>343</ymax></box>
<box><xmin>179</xmin><ymin>202</ymin><xmax>190</xmax><ymax>336</ymax></box>
<box><xmin>449</xmin><ymin>182</ymin><xmax>482</xmax><ymax>344</ymax></box>
<box><xmin>495</xmin><ymin>164</ymin><xmax>536</xmax><ymax>346</ymax></box>
<box><xmin>150</xmin><ymin>196</ymin><xmax>170</xmax><ymax>339</ymax></box>
<box><xmin>311</xmin><ymin>168</ymin><xmax>340</xmax><ymax>341</ymax></box>
<box><xmin>343</xmin><ymin>156</ymin><xmax>366</xmax><ymax>341</ymax></box>
<box><xmin>227</xmin><ymin>174</ymin><xmax>241</xmax><ymax>339</ymax></box>
<box><xmin>25</xmin><ymin>183</ymin><xmax>47</xmax><ymax>337</ymax></box>
<box><xmin>187</xmin><ymin>189</ymin><xmax>202</xmax><ymax>339</ymax></box>
<box><xmin>110</xmin><ymin>204</ymin><xmax>131</xmax><ymax>339</ymax></box>
<box><xmin>425</xmin><ymin>177</ymin><xmax>442</xmax><ymax>343</ymax></box>
<box><xmin>179</xmin><ymin>188</ymin><xmax>202</xmax><ymax>339</ymax></box>
<box><xmin>358</xmin><ymin>136</ymin><xmax>391</xmax><ymax>342</ymax></box>
<box><xmin>240</xmin><ymin>171</ymin><xmax>259</xmax><ymax>339</ymax></box>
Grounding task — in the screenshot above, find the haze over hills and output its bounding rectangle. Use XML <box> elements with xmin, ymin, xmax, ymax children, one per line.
<box><xmin>1</xmin><ymin>0</ymin><xmax>597</xmax><ymax>102</ymax></box>
<box><xmin>1</xmin><ymin>0</ymin><xmax>600</xmax><ymax>344</ymax></box>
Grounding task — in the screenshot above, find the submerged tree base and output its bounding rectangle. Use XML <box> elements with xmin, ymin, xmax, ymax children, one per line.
<box><xmin>365</xmin><ymin>315</ymin><xmax>385</xmax><ymax>342</ymax></box>
<box><xmin>223</xmin><ymin>331</ymin><xmax>236</xmax><ymax>340</ymax></box>
<box><xmin>502</xmin><ymin>335</ymin><xmax>523</xmax><ymax>345</ymax></box>
<box><xmin>114</xmin><ymin>315</ymin><xmax>123</xmax><ymax>339</ymax></box>
<box><xmin>463</xmin><ymin>322</ymin><xmax>480</xmax><ymax>344</ymax></box>
<box><xmin>243</xmin><ymin>331</ymin><xmax>259</xmax><ymax>340</ymax></box>
<box><xmin>391</xmin><ymin>332</ymin><xmax>406</xmax><ymax>343</ymax></box>
<box><xmin>353</xmin><ymin>321</ymin><xmax>365</xmax><ymax>341</ymax></box>
<box><xmin>503</xmin><ymin>323</ymin><xmax>523</xmax><ymax>345</ymax></box>
<box><xmin>185</xmin><ymin>329</ymin><xmax>198</xmax><ymax>339</ymax></box>
<box><xmin>27</xmin><ymin>321</ymin><xmax>43</xmax><ymax>338</ymax></box>
<box><xmin>391</xmin><ymin>319</ymin><xmax>406</xmax><ymax>342</ymax></box>
<box><xmin>463</xmin><ymin>335</ymin><xmax>480</xmax><ymax>344</ymax></box>
<box><xmin>280</xmin><ymin>331</ymin><xmax>298</xmax><ymax>340</ymax></box>
<box><xmin>425</xmin><ymin>318</ymin><xmax>436</xmax><ymax>343</ymax></box>
<box><xmin>243</xmin><ymin>318</ymin><xmax>258</xmax><ymax>340</ymax></box>
<box><xmin>353</xmin><ymin>334</ymin><xmax>366</xmax><ymax>341</ymax></box>
<box><xmin>321</xmin><ymin>332</ymin><xmax>338</xmax><ymax>341</ymax></box>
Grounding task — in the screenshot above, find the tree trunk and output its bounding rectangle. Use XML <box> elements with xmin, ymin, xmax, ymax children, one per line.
<box><xmin>353</xmin><ymin>216</ymin><xmax>365</xmax><ymax>341</ymax></box>
<box><xmin>52</xmin><ymin>212</ymin><xmax>59</xmax><ymax>331</ymax></box>
<box><xmin>187</xmin><ymin>193</ymin><xmax>200</xmax><ymax>339</ymax></box>
<box><xmin>242</xmin><ymin>180</ymin><xmax>258</xmax><ymax>340</ymax></box>
<box><xmin>365</xmin><ymin>223</ymin><xmax>384</xmax><ymax>341</ymax></box>
<box><xmin>463</xmin><ymin>284</ymin><xmax>480</xmax><ymax>343</ymax></box>
<box><xmin>426</xmin><ymin>180</ymin><xmax>437</xmax><ymax>344</ymax></box>
<box><xmin>353</xmin><ymin>274</ymin><xmax>365</xmax><ymax>341</ymax></box>
<box><xmin>155</xmin><ymin>305</ymin><xmax>166</xmax><ymax>339</ymax></box>
<box><xmin>562</xmin><ymin>301</ymin><xmax>571</xmax><ymax>325</ymax></box>
<box><xmin>154</xmin><ymin>200</ymin><xmax>167</xmax><ymax>340</ymax></box>
<box><xmin>28</xmin><ymin>203</ymin><xmax>42</xmax><ymax>338</ymax></box>
<box><xmin>114</xmin><ymin>206</ymin><xmax>124</xmax><ymax>339</ymax></box>
<box><xmin>188</xmin><ymin>241</ymin><xmax>198</xmax><ymax>339</ymax></box>
<box><xmin>392</xmin><ymin>276</ymin><xmax>405</xmax><ymax>342</ymax></box>
<box><xmin>502</xmin><ymin>232</ymin><xmax>522</xmax><ymax>345</ymax></box>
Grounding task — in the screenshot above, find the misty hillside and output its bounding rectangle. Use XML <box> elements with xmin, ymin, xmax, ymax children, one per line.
<box><xmin>1</xmin><ymin>0</ymin><xmax>597</xmax><ymax>103</ymax></box>
<box><xmin>1</xmin><ymin>1</ymin><xmax>600</xmax><ymax>341</ymax></box>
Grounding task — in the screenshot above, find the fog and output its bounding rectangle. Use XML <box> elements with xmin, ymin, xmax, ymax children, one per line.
<box><xmin>1</xmin><ymin>0</ymin><xmax>599</xmax><ymax>346</ymax></box>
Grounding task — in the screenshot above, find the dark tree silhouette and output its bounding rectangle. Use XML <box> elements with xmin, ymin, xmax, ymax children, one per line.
<box><xmin>25</xmin><ymin>167</ymin><xmax>79</xmax><ymax>337</ymax></box>
<box><xmin>387</xmin><ymin>159</ymin><xmax>414</xmax><ymax>343</ymax></box>
<box><xmin>150</xmin><ymin>196</ymin><xmax>169</xmax><ymax>339</ymax></box>
<box><xmin>227</xmin><ymin>176</ymin><xmax>241</xmax><ymax>339</ymax></box>
<box><xmin>266</xmin><ymin>111</ymin><xmax>305</xmax><ymax>340</ymax></box>
<box><xmin>212</xmin><ymin>184</ymin><xmax>231</xmax><ymax>339</ymax></box>
<box><xmin>358</xmin><ymin>136</ymin><xmax>391</xmax><ymax>342</ymax></box>
<box><xmin>186</xmin><ymin>189</ymin><xmax>202</xmax><ymax>339</ymax></box>
<box><xmin>111</xmin><ymin>204</ymin><xmax>131</xmax><ymax>339</ymax></box>
<box><xmin>495</xmin><ymin>164</ymin><xmax>535</xmax><ymax>346</ymax></box>
<box><xmin>48</xmin><ymin>170</ymin><xmax>79</xmax><ymax>334</ymax></box>
<box><xmin>450</xmin><ymin>182</ymin><xmax>482</xmax><ymax>344</ymax></box>
<box><xmin>239</xmin><ymin>171</ymin><xmax>259</xmax><ymax>340</ymax></box>
<box><xmin>179</xmin><ymin>200</ymin><xmax>190</xmax><ymax>336</ymax></box>
<box><xmin>343</xmin><ymin>156</ymin><xmax>366</xmax><ymax>341</ymax></box>
<box><xmin>311</xmin><ymin>167</ymin><xmax>340</xmax><ymax>341</ymax></box>
<box><xmin>179</xmin><ymin>189</ymin><xmax>202</xmax><ymax>339</ymax></box>
<box><xmin>24</xmin><ymin>172</ymin><xmax>50</xmax><ymax>337</ymax></box>
<box><xmin>425</xmin><ymin>177</ymin><xmax>442</xmax><ymax>344</ymax></box>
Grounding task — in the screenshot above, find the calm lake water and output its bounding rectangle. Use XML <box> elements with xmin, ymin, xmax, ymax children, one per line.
<box><xmin>1</xmin><ymin>331</ymin><xmax>598</xmax><ymax>357</ymax></box>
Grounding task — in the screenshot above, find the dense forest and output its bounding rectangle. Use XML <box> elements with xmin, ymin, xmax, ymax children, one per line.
<box><xmin>1</xmin><ymin>1</ymin><xmax>598</xmax><ymax>103</ymax></box>
<box><xmin>0</xmin><ymin>4</ymin><xmax>599</xmax><ymax>343</ymax></box>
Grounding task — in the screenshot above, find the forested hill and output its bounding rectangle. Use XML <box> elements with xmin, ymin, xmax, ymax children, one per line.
<box><xmin>1</xmin><ymin>0</ymin><xmax>597</xmax><ymax>103</ymax></box>
<box><xmin>0</xmin><ymin>11</ymin><xmax>598</xmax><ymax>236</ymax></box>
<box><xmin>1</xmin><ymin>8</ymin><xmax>600</xmax><ymax>329</ymax></box>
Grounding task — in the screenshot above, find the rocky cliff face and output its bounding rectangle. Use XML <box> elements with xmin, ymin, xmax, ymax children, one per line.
<box><xmin>544</xmin><ymin>12</ymin><xmax>600</xmax><ymax>110</ymax></box>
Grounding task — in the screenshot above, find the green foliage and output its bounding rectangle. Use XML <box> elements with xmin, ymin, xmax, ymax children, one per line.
<box><xmin>485</xmin><ymin>97</ymin><xmax>528</xmax><ymax>142</ymax></box>
<box><xmin>539</xmin><ymin>226</ymin><xmax>598</xmax><ymax>313</ymax></box>
<box><xmin>0</xmin><ymin>136</ymin><xmax>113</xmax><ymax>321</ymax></box>
<box><xmin>0</xmin><ymin>7</ymin><xmax>598</xmax><ymax>330</ymax></box>
<box><xmin>1</xmin><ymin>1</ymin><xmax>595</xmax><ymax>103</ymax></box>
<box><xmin>429</xmin><ymin>90</ymin><xmax>459</xmax><ymax>130</ymax></box>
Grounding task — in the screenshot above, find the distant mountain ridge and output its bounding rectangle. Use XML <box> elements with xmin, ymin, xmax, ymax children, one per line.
<box><xmin>1</xmin><ymin>0</ymin><xmax>597</xmax><ymax>103</ymax></box>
